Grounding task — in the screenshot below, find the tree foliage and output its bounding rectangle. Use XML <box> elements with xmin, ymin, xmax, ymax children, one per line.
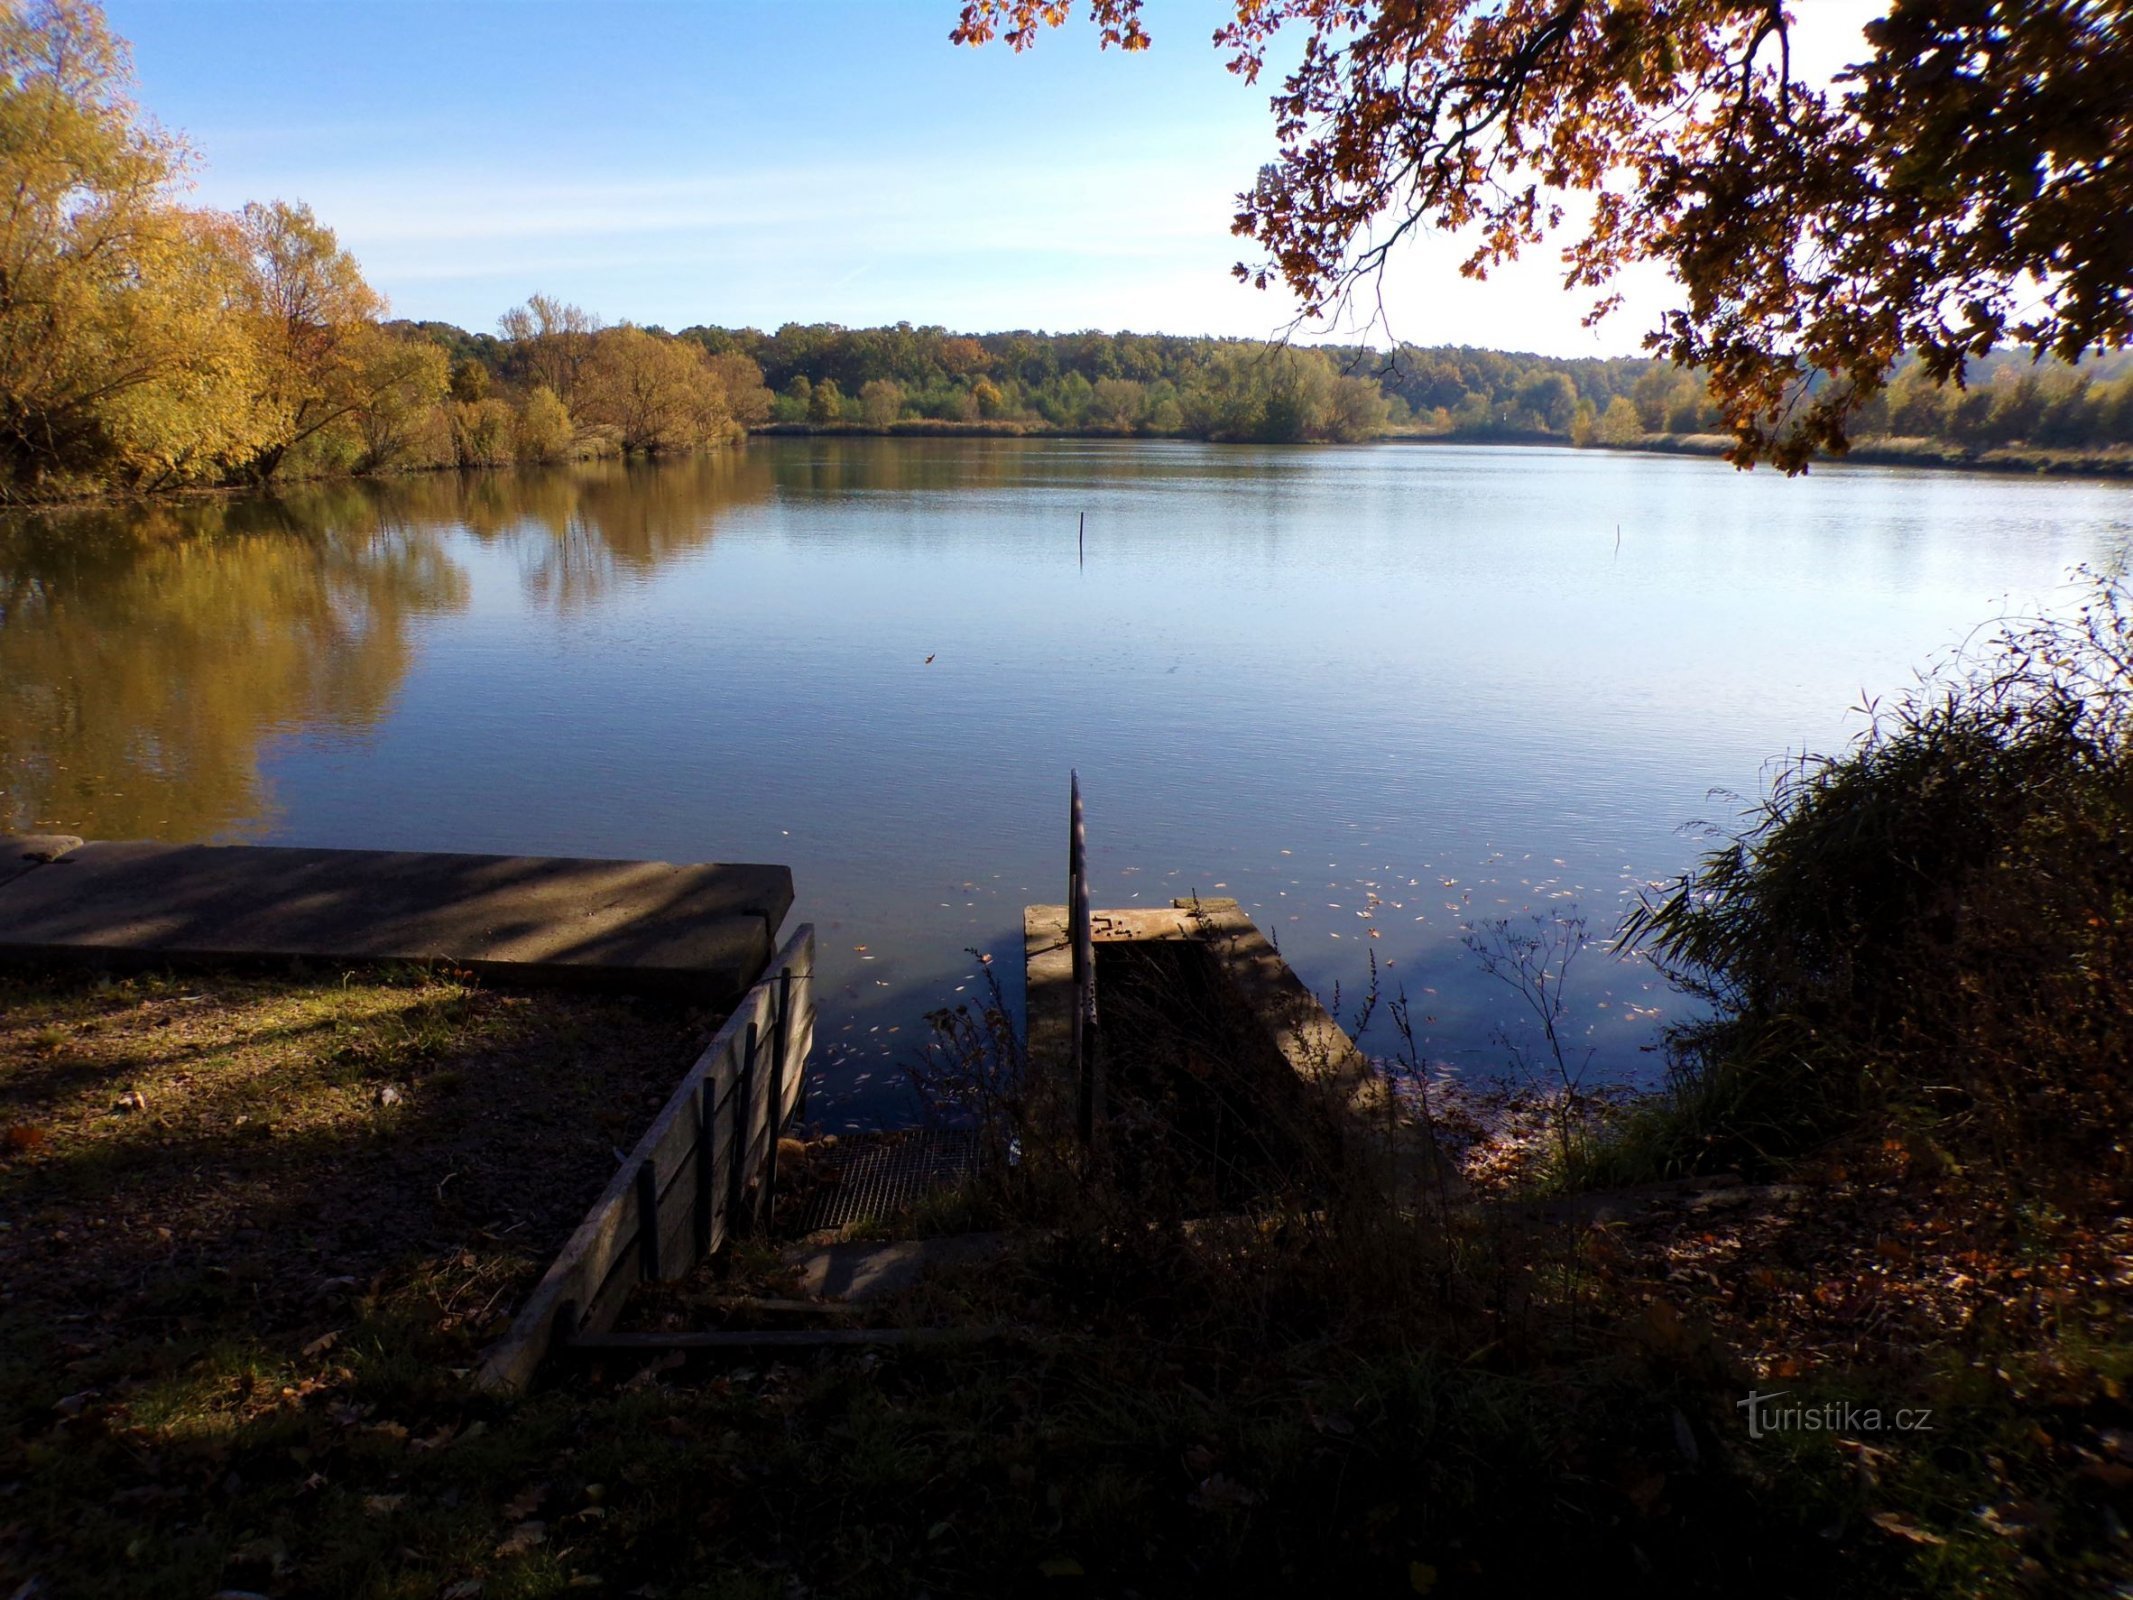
<box><xmin>0</xmin><ymin>3</ymin><xmax>771</xmax><ymax>502</ymax></box>
<box><xmin>0</xmin><ymin>0</ymin><xmax>216</xmax><ymax>493</ymax></box>
<box><xmin>0</xmin><ymin>2</ymin><xmax>454</xmax><ymax>498</ymax></box>
<box><xmin>955</xmin><ymin>0</ymin><xmax>2133</xmax><ymax>471</ymax></box>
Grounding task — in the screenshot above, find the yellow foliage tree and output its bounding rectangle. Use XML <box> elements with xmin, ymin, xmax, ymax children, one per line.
<box><xmin>0</xmin><ymin>0</ymin><xmax>248</xmax><ymax>497</ymax></box>
<box><xmin>233</xmin><ymin>199</ymin><xmax>393</xmax><ymax>480</ymax></box>
<box><xmin>582</xmin><ymin>326</ymin><xmax>733</xmax><ymax>454</ymax></box>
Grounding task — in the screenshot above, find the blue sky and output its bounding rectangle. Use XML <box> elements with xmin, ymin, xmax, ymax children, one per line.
<box><xmin>107</xmin><ymin>0</ymin><xmax>1880</xmax><ymax>353</ymax></box>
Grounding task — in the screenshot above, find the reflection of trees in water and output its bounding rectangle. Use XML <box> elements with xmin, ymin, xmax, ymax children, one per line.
<box><xmin>0</xmin><ymin>452</ymin><xmax>780</xmax><ymax>840</ymax></box>
<box><xmin>442</xmin><ymin>453</ymin><xmax>778</xmax><ymax>611</ymax></box>
<box><xmin>0</xmin><ymin>488</ymin><xmax>468</xmax><ymax>840</ymax></box>
<box><xmin>759</xmin><ymin>434</ymin><xmax>1232</xmax><ymax>502</ymax></box>
<box><xmin>765</xmin><ymin>436</ymin><xmax>1077</xmax><ymax>500</ymax></box>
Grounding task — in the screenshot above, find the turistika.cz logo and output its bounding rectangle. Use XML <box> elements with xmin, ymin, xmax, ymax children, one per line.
<box><xmin>1737</xmin><ymin>1389</ymin><xmax>1935</xmax><ymax>1441</ymax></box>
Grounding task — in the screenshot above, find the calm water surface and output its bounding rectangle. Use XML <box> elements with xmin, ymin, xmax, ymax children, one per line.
<box><xmin>5</xmin><ymin>439</ymin><xmax>2129</xmax><ymax>1122</ymax></box>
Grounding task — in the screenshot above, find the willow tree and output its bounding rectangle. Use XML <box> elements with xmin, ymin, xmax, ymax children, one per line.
<box><xmin>580</xmin><ymin>326</ymin><xmax>736</xmax><ymax>455</ymax></box>
<box><xmin>955</xmin><ymin>0</ymin><xmax>2133</xmax><ymax>470</ymax></box>
<box><xmin>499</xmin><ymin>294</ymin><xmax>603</xmax><ymax>411</ymax></box>
<box><xmin>0</xmin><ymin>0</ymin><xmax>245</xmax><ymax>495</ymax></box>
<box><xmin>235</xmin><ymin>199</ymin><xmax>414</xmax><ymax>481</ymax></box>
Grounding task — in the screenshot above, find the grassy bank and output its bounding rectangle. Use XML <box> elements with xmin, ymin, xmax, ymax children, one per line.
<box><xmin>3</xmin><ymin>954</ymin><xmax>2128</xmax><ymax>1595</ymax></box>
<box><xmin>0</xmin><ymin>965</ymin><xmax>710</xmax><ymax>1597</ymax></box>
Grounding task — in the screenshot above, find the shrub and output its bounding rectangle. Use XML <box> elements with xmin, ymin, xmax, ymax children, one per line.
<box><xmin>1615</xmin><ymin>568</ymin><xmax>2132</xmax><ymax>1182</ymax></box>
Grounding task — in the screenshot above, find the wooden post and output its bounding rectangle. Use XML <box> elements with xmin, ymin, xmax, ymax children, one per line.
<box><xmin>1070</xmin><ymin>772</ymin><xmax>1100</xmax><ymax>1144</ymax></box>
<box><xmin>634</xmin><ymin>1158</ymin><xmax>661</xmax><ymax>1282</ymax></box>
<box><xmin>729</xmin><ymin>1021</ymin><xmax>757</xmax><ymax>1240</ymax></box>
<box><xmin>763</xmin><ymin>969</ymin><xmax>792</xmax><ymax>1227</ymax></box>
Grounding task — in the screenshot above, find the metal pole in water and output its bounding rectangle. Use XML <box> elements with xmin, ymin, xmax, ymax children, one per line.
<box><xmin>1078</xmin><ymin>511</ymin><xmax>1085</xmax><ymax>571</ymax></box>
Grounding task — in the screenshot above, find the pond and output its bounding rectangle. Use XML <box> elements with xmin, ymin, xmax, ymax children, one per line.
<box><xmin>4</xmin><ymin>438</ymin><xmax>2128</xmax><ymax>1124</ymax></box>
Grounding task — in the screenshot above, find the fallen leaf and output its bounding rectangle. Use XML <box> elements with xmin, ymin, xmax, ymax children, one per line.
<box><xmin>1870</xmin><ymin>1511</ymin><xmax>1947</xmax><ymax>1546</ymax></box>
<box><xmin>495</xmin><ymin>1521</ymin><xmax>545</xmax><ymax>1558</ymax></box>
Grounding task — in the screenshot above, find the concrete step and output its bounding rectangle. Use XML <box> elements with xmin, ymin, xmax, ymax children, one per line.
<box><xmin>0</xmin><ymin>838</ymin><xmax>792</xmax><ymax>1002</ymax></box>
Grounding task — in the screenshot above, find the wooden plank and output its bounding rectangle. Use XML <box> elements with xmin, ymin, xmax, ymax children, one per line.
<box><xmin>474</xmin><ymin>923</ymin><xmax>815</xmax><ymax>1393</ymax></box>
<box><xmin>579</xmin><ymin>1243</ymin><xmax>642</xmax><ymax>1339</ymax></box>
<box><xmin>707</xmin><ymin>1296</ymin><xmax>859</xmax><ymax>1318</ymax></box>
<box><xmin>562</xmin><ymin>1327</ymin><xmax>1009</xmax><ymax>1355</ymax></box>
<box><xmin>651</xmin><ymin>1140</ymin><xmax>702</xmax><ymax>1285</ymax></box>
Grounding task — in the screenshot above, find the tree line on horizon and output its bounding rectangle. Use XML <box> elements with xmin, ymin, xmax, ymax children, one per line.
<box><xmin>426</xmin><ymin>317</ymin><xmax>2133</xmax><ymax>459</ymax></box>
<box><xmin>8</xmin><ymin>0</ymin><xmax>2133</xmax><ymax>507</ymax></box>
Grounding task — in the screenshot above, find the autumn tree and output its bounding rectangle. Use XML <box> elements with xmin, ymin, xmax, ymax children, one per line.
<box><xmin>1181</xmin><ymin>344</ymin><xmax>1338</xmax><ymax>441</ymax></box>
<box><xmin>703</xmin><ymin>351</ymin><xmax>774</xmax><ymax>428</ymax></box>
<box><xmin>1515</xmin><ymin>370</ymin><xmax>1579</xmax><ymax>433</ymax></box>
<box><xmin>513</xmin><ymin>385</ymin><xmax>575</xmax><ymax>463</ymax></box>
<box><xmin>956</xmin><ymin>0</ymin><xmax>2133</xmax><ymax>470</ymax></box>
<box><xmin>0</xmin><ymin>0</ymin><xmax>245</xmax><ymax>495</ymax></box>
<box><xmin>1597</xmin><ymin>395</ymin><xmax>1644</xmax><ymax>446</ymax></box>
<box><xmin>807</xmin><ymin>377</ymin><xmax>845</xmax><ymax>424</ymax></box>
<box><xmin>580</xmin><ymin>325</ymin><xmax>733</xmax><ymax>454</ymax></box>
<box><xmin>87</xmin><ymin>208</ymin><xmax>277</xmax><ymax>490</ymax></box>
<box><xmin>498</xmin><ymin>294</ymin><xmax>602</xmax><ymax>409</ymax></box>
<box><xmin>233</xmin><ymin>200</ymin><xmax>399</xmax><ymax>479</ymax></box>
<box><xmin>1087</xmin><ymin>376</ymin><xmax>1146</xmax><ymax>430</ymax></box>
<box><xmin>859</xmin><ymin>378</ymin><xmax>904</xmax><ymax>427</ymax></box>
<box><xmin>1325</xmin><ymin>373</ymin><xmax>1391</xmax><ymax>441</ymax></box>
<box><xmin>348</xmin><ymin>335</ymin><xmax>447</xmax><ymax>473</ymax></box>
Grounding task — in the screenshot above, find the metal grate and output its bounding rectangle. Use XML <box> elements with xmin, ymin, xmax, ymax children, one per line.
<box><xmin>785</xmin><ymin>1128</ymin><xmax>985</xmax><ymax>1235</ymax></box>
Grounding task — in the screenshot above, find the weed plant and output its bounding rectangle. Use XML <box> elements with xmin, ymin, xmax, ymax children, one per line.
<box><xmin>1608</xmin><ymin>565</ymin><xmax>2132</xmax><ymax>1188</ymax></box>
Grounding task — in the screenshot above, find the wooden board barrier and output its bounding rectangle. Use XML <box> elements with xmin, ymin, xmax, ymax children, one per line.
<box><xmin>475</xmin><ymin>923</ymin><xmax>815</xmax><ymax>1393</ymax></box>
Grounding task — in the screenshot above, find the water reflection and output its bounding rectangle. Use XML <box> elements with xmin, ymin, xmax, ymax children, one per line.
<box><xmin>450</xmin><ymin>453</ymin><xmax>777</xmax><ymax>609</ymax></box>
<box><xmin>0</xmin><ymin>490</ymin><xmax>465</xmax><ymax>840</ymax></box>
<box><xmin>0</xmin><ymin>453</ymin><xmax>779</xmax><ymax>838</ymax></box>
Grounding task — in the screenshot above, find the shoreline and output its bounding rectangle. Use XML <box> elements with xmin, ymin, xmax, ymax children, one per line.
<box><xmin>756</xmin><ymin>420</ymin><xmax>2133</xmax><ymax>479</ymax></box>
<box><xmin>7</xmin><ymin>424</ymin><xmax>2130</xmax><ymax>517</ymax></box>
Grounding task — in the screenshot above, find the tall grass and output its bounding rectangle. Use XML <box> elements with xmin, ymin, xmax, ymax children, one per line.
<box><xmin>1607</xmin><ymin>565</ymin><xmax>2132</xmax><ymax>1184</ymax></box>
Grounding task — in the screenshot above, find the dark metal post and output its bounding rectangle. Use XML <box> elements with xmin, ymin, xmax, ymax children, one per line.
<box><xmin>1070</xmin><ymin>772</ymin><xmax>1100</xmax><ymax>1144</ymax></box>
<box><xmin>694</xmin><ymin>1080</ymin><xmax>716</xmax><ymax>1258</ymax></box>
<box><xmin>634</xmin><ymin>1158</ymin><xmax>662</xmax><ymax>1282</ymax></box>
<box><xmin>729</xmin><ymin>1021</ymin><xmax>757</xmax><ymax>1239</ymax></box>
<box><xmin>764</xmin><ymin>970</ymin><xmax>792</xmax><ymax>1227</ymax></box>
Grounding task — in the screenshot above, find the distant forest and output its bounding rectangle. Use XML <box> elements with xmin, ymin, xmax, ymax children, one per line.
<box><xmin>426</xmin><ymin>318</ymin><xmax>2133</xmax><ymax>464</ymax></box>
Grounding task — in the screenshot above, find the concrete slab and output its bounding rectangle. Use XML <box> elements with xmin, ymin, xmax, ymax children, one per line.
<box><xmin>0</xmin><ymin>835</ymin><xmax>83</xmax><ymax>890</ymax></box>
<box><xmin>0</xmin><ymin>841</ymin><xmax>792</xmax><ymax>1002</ymax></box>
<box><xmin>1025</xmin><ymin>896</ymin><xmax>1462</xmax><ymax>1206</ymax></box>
